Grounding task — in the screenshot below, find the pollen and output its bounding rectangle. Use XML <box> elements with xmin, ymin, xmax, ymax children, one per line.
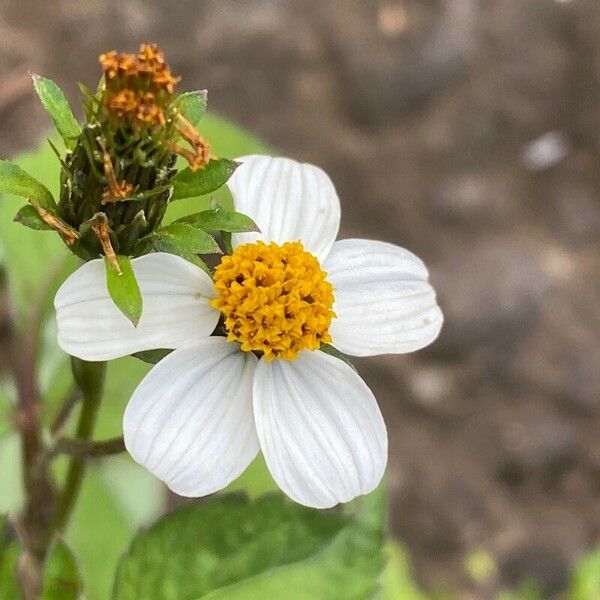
<box><xmin>211</xmin><ymin>241</ymin><xmax>335</xmax><ymax>362</ymax></box>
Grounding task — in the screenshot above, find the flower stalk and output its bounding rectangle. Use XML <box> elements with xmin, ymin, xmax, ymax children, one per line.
<box><xmin>53</xmin><ymin>358</ymin><xmax>107</xmax><ymax>534</ymax></box>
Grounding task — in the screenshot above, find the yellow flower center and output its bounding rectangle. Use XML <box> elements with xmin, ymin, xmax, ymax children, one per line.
<box><xmin>211</xmin><ymin>241</ymin><xmax>335</xmax><ymax>362</ymax></box>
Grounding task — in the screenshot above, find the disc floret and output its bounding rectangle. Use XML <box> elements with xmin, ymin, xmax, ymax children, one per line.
<box><xmin>211</xmin><ymin>241</ymin><xmax>336</xmax><ymax>361</ymax></box>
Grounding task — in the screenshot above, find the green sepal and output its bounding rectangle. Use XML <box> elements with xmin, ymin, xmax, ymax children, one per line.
<box><xmin>320</xmin><ymin>343</ymin><xmax>357</xmax><ymax>372</ymax></box>
<box><xmin>173</xmin><ymin>90</ymin><xmax>207</xmax><ymax>126</ymax></box>
<box><xmin>0</xmin><ymin>159</ymin><xmax>56</xmax><ymax>209</ymax></box>
<box><xmin>105</xmin><ymin>255</ymin><xmax>143</xmax><ymax>327</ymax></box>
<box><xmin>14</xmin><ymin>204</ymin><xmax>52</xmax><ymax>230</ymax></box>
<box><xmin>131</xmin><ymin>349</ymin><xmax>173</xmax><ymax>365</ymax></box>
<box><xmin>32</xmin><ymin>74</ymin><xmax>81</xmax><ymax>150</ymax></box>
<box><xmin>118</xmin><ymin>210</ymin><xmax>149</xmax><ymax>256</ymax></box>
<box><xmin>175</xmin><ymin>207</ymin><xmax>259</xmax><ymax>233</ymax></box>
<box><xmin>147</xmin><ymin>223</ymin><xmax>222</xmax><ymax>256</ymax></box>
<box><xmin>171</xmin><ymin>159</ymin><xmax>238</xmax><ymax>200</ymax></box>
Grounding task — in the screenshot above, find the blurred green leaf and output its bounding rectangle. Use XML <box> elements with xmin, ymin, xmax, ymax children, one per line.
<box><xmin>105</xmin><ymin>256</ymin><xmax>143</xmax><ymax>327</ymax></box>
<box><xmin>0</xmin><ymin>141</ymin><xmax>77</xmax><ymax>327</ymax></box>
<box><xmin>173</xmin><ymin>90</ymin><xmax>208</xmax><ymax>127</ymax></box>
<box><xmin>570</xmin><ymin>547</ymin><xmax>600</xmax><ymax>600</ymax></box>
<box><xmin>0</xmin><ymin>515</ymin><xmax>20</xmax><ymax>600</ymax></box>
<box><xmin>32</xmin><ymin>75</ymin><xmax>81</xmax><ymax>151</ymax></box>
<box><xmin>175</xmin><ymin>208</ymin><xmax>259</xmax><ymax>233</ymax></box>
<box><xmin>1</xmin><ymin>518</ymin><xmax>82</xmax><ymax>600</ymax></box>
<box><xmin>0</xmin><ymin>159</ymin><xmax>56</xmax><ymax>210</ymax></box>
<box><xmin>172</xmin><ymin>159</ymin><xmax>238</xmax><ymax>201</ymax></box>
<box><xmin>148</xmin><ymin>223</ymin><xmax>221</xmax><ymax>256</ymax></box>
<box><xmin>41</xmin><ymin>540</ymin><xmax>83</xmax><ymax>600</ymax></box>
<box><xmin>0</xmin><ymin>434</ymin><xmax>23</xmax><ymax>514</ymax></box>
<box><xmin>14</xmin><ymin>204</ymin><xmax>52</xmax><ymax>231</ymax></box>
<box><xmin>382</xmin><ymin>542</ymin><xmax>428</xmax><ymax>600</ymax></box>
<box><xmin>498</xmin><ymin>580</ymin><xmax>543</xmax><ymax>600</ymax></box>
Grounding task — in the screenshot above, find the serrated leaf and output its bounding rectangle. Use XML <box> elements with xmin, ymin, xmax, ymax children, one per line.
<box><xmin>14</xmin><ymin>204</ymin><xmax>52</xmax><ymax>230</ymax></box>
<box><xmin>32</xmin><ymin>75</ymin><xmax>81</xmax><ymax>151</ymax></box>
<box><xmin>172</xmin><ymin>159</ymin><xmax>237</xmax><ymax>201</ymax></box>
<box><xmin>113</xmin><ymin>493</ymin><xmax>351</xmax><ymax>600</ymax></box>
<box><xmin>176</xmin><ymin>208</ymin><xmax>259</xmax><ymax>233</ymax></box>
<box><xmin>105</xmin><ymin>256</ymin><xmax>143</xmax><ymax>326</ymax></box>
<box><xmin>149</xmin><ymin>223</ymin><xmax>221</xmax><ymax>256</ymax></box>
<box><xmin>173</xmin><ymin>90</ymin><xmax>208</xmax><ymax>126</ymax></box>
<box><xmin>0</xmin><ymin>159</ymin><xmax>56</xmax><ymax>210</ymax></box>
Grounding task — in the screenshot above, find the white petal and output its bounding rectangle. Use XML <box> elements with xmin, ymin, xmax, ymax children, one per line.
<box><xmin>324</xmin><ymin>239</ymin><xmax>443</xmax><ymax>356</ymax></box>
<box><xmin>55</xmin><ymin>253</ymin><xmax>219</xmax><ymax>361</ymax></box>
<box><xmin>253</xmin><ymin>350</ymin><xmax>387</xmax><ymax>508</ymax></box>
<box><xmin>124</xmin><ymin>337</ymin><xmax>259</xmax><ymax>497</ymax></box>
<box><xmin>228</xmin><ymin>156</ymin><xmax>340</xmax><ymax>261</ymax></box>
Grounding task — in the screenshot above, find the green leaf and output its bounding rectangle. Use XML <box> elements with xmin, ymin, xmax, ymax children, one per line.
<box><xmin>105</xmin><ymin>256</ymin><xmax>143</xmax><ymax>327</ymax></box>
<box><xmin>41</xmin><ymin>540</ymin><xmax>83</xmax><ymax>600</ymax></box>
<box><xmin>382</xmin><ymin>542</ymin><xmax>428</xmax><ymax>600</ymax></box>
<box><xmin>171</xmin><ymin>159</ymin><xmax>238</xmax><ymax>201</ymax></box>
<box><xmin>173</xmin><ymin>90</ymin><xmax>207</xmax><ymax>126</ymax></box>
<box><xmin>0</xmin><ymin>141</ymin><xmax>77</xmax><ymax>329</ymax></box>
<box><xmin>0</xmin><ymin>515</ymin><xmax>19</xmax><ymax>600</ymax></box>
<box><xmin>0</xmin><ymin>159</ymin><xmax>56</xmax><ymax>210</ymax></box>
<box><xmin>176</xmin><ymin>208</ymin><xmax>259</xmax><ymax>233</ymax></box>
<box><xmin>149</xmin><ymin>223</ymin><xmax>221</xmax><ymax>256</ymax></box>
<box><xmin>0</xmin><ymin>519</ymin><xmax>82</xmax><ymax>600</ymax></box>
<box><xmin>570</xmin><ymin>546</ymin><xmax>600</xmax><ymax>600</ymax></box>
<box><xmin>32</xmin><ymin>75</ymin><xmax>81</xmax><ymax>150</ymax></box>
<box><xmin>114</xmin><ymin>490</ymin><xmax>386</xmax><ymax>600</ymax></box>
<box><xmin>113</xmin><ymin>493</ymin><xmax>350</xmax><ymax>600</ymax></box>
<box><xmin>320</xmin><ymin>344</ymin><xmax>357</xmax><ymax>372</ymax></box>
<box><xmin>14</xmin><ymin>204</ymin><xmax>52</xmax><ymax>230</ymax></box>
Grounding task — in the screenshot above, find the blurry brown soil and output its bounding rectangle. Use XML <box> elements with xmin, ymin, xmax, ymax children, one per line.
<box><xmin>1</xmin><ymin>1</ymin><xmax>600</xmax><ymax>597</ymax></box>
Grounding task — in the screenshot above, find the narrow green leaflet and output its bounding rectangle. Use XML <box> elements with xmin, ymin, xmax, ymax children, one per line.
<box><xmin>0</xmin><ymin>519</ymin><xmax>82</xmax><ymax>600</ymax></box>
<box><xmin>149</xmin><ymin>223</ymin><xmax>221</xmax><ymax>256</ymax></box>
<box><xmin>171</xmin><ymin>159</ymin><xmax>238</xmax><ymax>201</ymax></box>
<box><xmin>14</xmin><ymin>204</ymin><xmax>52</xmax><ymax>230</ymax></box>
<box><xmin>173</xmin><ymin>90</ymin><xmax>208</xmax><ymax>126</ymax></box>
<box><xmin>105</xmin><ymin>256</ymin><xmax>143</xmax><ymax>327</ymax></box>
<box><xmin>113</xmin><ymin>493</ymin><xmax>351</xmax><ymax>600</ymax></box>
<box><xmin>320</xmin><ymin>344</ymin><xmax>357</xmax><ymax>372</ymax></box>
<box><xmin>176</xmin><ymin>208</ymin><xmax>259</xmax><ymax>233</ymax></box>
<box><xmin>0</xmin><ymin>159</ymin><xmax>56</xmax><ymax>210</ymax></box>
<box><xmin>32</xmin><ymin>75</ymin><xmax>81</xmax><ymax>151</ymax></box>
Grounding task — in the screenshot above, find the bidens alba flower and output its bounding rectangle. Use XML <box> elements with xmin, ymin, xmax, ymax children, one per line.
<box><xmin>55</xmin><ymin>156</ymin><xmax>443</xmax><ymax>508</ymax></box>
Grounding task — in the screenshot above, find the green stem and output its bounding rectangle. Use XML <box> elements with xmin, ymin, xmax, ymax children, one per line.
<box><xmin>53</xmin><ymin>357</ymin><xmax>106</xmax><ymax>533</ymax></box>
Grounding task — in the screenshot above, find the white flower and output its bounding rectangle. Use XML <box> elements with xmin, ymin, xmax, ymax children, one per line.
<box><xmin>55</xmin><ymin>156</ymin><xmax>443</xmax><ymax>508</ymax></box>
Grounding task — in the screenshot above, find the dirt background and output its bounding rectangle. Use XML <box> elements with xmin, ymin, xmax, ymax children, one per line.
<box><xmin>1</xmin><ymin>0</ymin><xmax>599</xmax><ymax>597</ymax></box>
